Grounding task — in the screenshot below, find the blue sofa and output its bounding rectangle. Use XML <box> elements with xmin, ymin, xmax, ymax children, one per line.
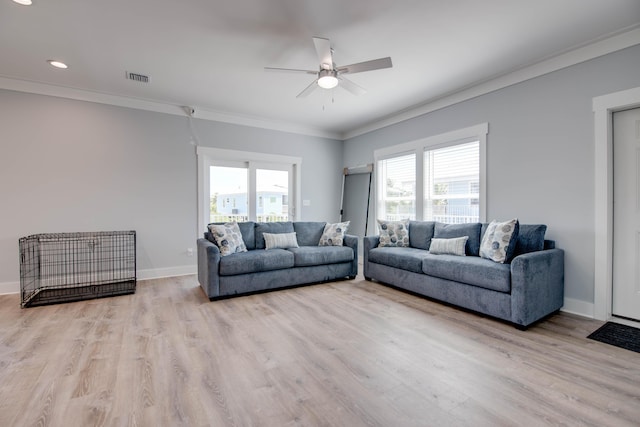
<box><xmin>197</xmin><ymin>221</ymin><xmax>358</xmax><ymax>299</ymax></box>
<box><xmin>363</xmin><ymin>221</ymin><xmax>564</xmax><ymax>329</ymax></box>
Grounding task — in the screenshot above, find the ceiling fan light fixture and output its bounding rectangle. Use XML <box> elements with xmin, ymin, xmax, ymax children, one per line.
<box><xmin>317</xmin><ymin>69</ymin><xmax>338</xmax><ymax>89</ymax></box>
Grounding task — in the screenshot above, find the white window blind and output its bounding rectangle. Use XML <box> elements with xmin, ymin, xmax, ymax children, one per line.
<box><xmin>378</xmin><ymin>153</ymin><xmax>416</xmax><ymax>220</ymax></box>
<box><xmin>424</xmin><ymin>141</ymin><xmax>479</xmax><ymax>223</ymax></box>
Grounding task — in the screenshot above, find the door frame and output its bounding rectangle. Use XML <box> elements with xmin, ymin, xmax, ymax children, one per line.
<box><xmin>593</xmin><ymin>86</ymin><xmax>640</xmax><ymax>321</ymax></box>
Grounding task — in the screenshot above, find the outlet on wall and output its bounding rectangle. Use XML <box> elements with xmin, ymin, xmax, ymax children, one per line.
<box><xmin>187</xmin><ymin>248</ymin><xmax>193</xmax><ymax>257</ymax></box>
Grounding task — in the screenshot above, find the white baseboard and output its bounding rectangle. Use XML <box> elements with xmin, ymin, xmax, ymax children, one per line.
<box><xmin>137</xmin><ymin>265</ymin><xmax>197</xmax><ymax>281</ymax></box>
<box><xmin>0</xmin><ymin>265</ymin><xmax>197</xmax><ymax>295</ymax></box>
<box><xmin>0</xmin><ymin>281</ymin><xmax>19</xmax><ymax>295</ymax></box>
<box><xmin>561</xmin><ymin>297</ymin><xmax>595</xmax><ymax>319</ymax></box>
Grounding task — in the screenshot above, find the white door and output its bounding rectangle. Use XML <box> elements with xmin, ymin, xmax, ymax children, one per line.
<box><xmin>613</xmin><ymin>107</ymin><xmax>640</xmax><ymax>321</ymax></box>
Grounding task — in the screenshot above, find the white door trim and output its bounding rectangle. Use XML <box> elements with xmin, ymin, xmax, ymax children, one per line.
<box><xmin>593</xmin><ymin>86</ymin><xmax>640</xmax><ymax>321</ymax></box>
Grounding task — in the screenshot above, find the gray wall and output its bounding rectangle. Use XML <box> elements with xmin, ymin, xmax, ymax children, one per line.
<box><xmin>343</xmin><ymin>44</ymin><xmax>640</xmax><ymax>307</ymax></box>
<box><xmin>0</xmin><ymin>90</ymin><xmax>343</xmax><ymax>288</ymax></box>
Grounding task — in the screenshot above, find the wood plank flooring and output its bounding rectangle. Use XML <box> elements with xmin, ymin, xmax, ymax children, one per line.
<box><xmin>0</xmin><ymin>275</ymin><xmax>639</xmax><ymax>426</ymax></box>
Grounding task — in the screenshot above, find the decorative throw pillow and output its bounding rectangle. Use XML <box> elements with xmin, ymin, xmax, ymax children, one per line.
<box><xmin>263</xmin><ymin>232</ymin><xmax>299</xmax><ymax>250</ymax></box>
<box><xmin>480</xmin><ymin>218</ymin><xmax>519</xmax><ymax>263</ymax></box>
<box><xmin>429</xmin><ymin>237</ymin><xmax>468</xmax><ymax>256</ymax></box>
<box><xmin>208</xmin><ymin>222</ymin><xmax>248</xmax><ymax>256</ymax></box>
<box><xmin>318</xmin><ymin>221</ymin><xmax>350</xmax><ymax>246</ymax></box>
<box><xmin>377</xmin><ymin>219</ymin><xmax>410</xmax><ymax>247</ymax></box>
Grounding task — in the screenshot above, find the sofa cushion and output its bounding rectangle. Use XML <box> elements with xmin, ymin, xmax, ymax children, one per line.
<box><xmin>319</xmin><ymin>221</ymin><xmax>350</xmax><ymax>246</ymax></box>
<box><xmin>218</xmin><ymin>249</ymin><xmax>294</xmax><ymax>276</ymax></box>
<box><xmin>264</xmin><ymin>232</ymin><xmax>299</xmax><ymax>250</ymax></box>
<box><xmin>207</xmin><ymin>222</ymin><xmax>248</xmax><ymax>256</ymax></box>
<box><xmin>429</xmin><ymin>237</ymin><xmax>468</xmax><ymax>256</ymax></box>
<box><xmin>368</xmin><ymin>247</ymin><xmax>430</xmax><ymax>274</ymax></box>
<box><xmin>434</xmin><ymin>222</ymin><xmax>482</xmax><ymax>256</ymax></box>
<box><xmin>287</xmin><ymin>246</ymin><xmax>354</xmax><ymax>267</ymax></box>
<box><xmin>422</xmin><ymin>254</ymin><xmax>511</xmax><ymax>293</ymax></box>
<box><xmin>293</xmin><ymin>222</ymin><xmax>326</xmax><ymax>246</ymax></box>
<box><xmin>208</xmin><ymin>221</ymin><xmax>256</xmax><ymax>250</ymax></box>
<box><xmin>479</xmin><ymin>218</ymin><xmax>519</xmax><ymax>263</ymax></box>
<box><xmin>514</xmin><ymin>224</ymin><xmax>547</xmax><ymax>256</ymax></box>
<box><xmin>409</xmin><ymin>221</ymin><xmax>435</xmax><ymax>250</ymax></box>
<box><xmin>377</xmin><ymin>219</ymin><xmax>410</xmax><ymax>247</ymax></box>
<box><xmin>255</xmin><ymin>222</ymin><xmax>294</xmax><ymax>249</ymax></box>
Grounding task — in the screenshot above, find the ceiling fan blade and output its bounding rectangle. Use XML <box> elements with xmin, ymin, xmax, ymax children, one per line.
<box><xmin>313</xmin><ymin>37</ymin><xmax>333</xmax><ymax>70</ymax></box>
<box><xmin>296</xmin><ymin>79</ymin><xmax>319</xmax><ymax>98</ymax></box>
<box><xmin>337</xmin><ymin>57</ymin><xmax>392</xmax><ymax>74</ymax></box>
<box><xmin>264</xmin><ymin>67</ymin><xmax>317</xmax><ymax>75</ymax></box>
<box><xmin>338</xmin><ymin>76</ymin><xmax>366</xmax><ymax>96</ymax></box>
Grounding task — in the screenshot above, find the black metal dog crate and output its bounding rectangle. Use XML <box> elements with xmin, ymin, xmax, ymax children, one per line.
<box><xmin>19</xmin><ymin>231</ymin><xmax>136</xmax><ymax>308</ymax></box>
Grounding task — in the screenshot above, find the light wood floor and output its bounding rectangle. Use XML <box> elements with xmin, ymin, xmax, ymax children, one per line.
<box><xmin>1</xmin><ymin>276</ymin><xmax>639</xmax><ymax>427</ymax></box>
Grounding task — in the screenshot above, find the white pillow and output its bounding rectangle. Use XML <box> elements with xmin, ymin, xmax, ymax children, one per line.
<box><xmin>208</xmin><ymin>222</ymin><xmax>248</xmax><ymax>256</ymax></box>
<box><xmin>429</xmin><ymin>236</ymin><xmax>468</xmax><ymax>256</ymax></box>
<box><xmin>318</xmin><ymin>221</ymin><xmax>350</xmax><ymax>246</ymax></box>
<box><xmin>263</xmin><ymin>232</ymin><xmax>299</xmax><ymax>250</ymax></box>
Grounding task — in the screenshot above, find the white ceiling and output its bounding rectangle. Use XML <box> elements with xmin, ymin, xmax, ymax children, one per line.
<box><xmin>1</xmin><ymin>0</ymin><xmax>639</xmax><ymax>139</ymax></box>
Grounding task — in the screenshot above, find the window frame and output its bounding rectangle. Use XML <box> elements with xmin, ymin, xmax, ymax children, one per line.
<box><xmin>374</xmin><ymin>123</ymin><xmax>487</xmax><ymax>223</ymax></box>
<box><xmin>196</xmin><ymin>147</ymin><xmax>302</xmax><ymax>234</ymax></box>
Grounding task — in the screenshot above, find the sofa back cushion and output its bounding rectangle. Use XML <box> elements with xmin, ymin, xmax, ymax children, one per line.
<box><xmin>255</xmin><ymin>222</ymin><xmax>294</xmax><ymax>249</ymax></box>
<box><xmin>434</xmin><ymin>222</ymin><xmax>482</xmax><ymax>256</ymax></box>
<box><xmin>293</xmin><ymin>222</ymin><xmax>327</xmax><ymax>246</ymax></box>
<box><xmin>514</xmin><ymin>224</ymin><xmax>547</xmax><ymax>256</ymax></box>
<box><xmin>206</xmin><ymin>221</ymin><xmax>256</xmax><ymax>250</ymax></box>
<box><xmin>409</xmin><ymin>221</ymin><xmax>435</xmax><ymax>250</ymax></box>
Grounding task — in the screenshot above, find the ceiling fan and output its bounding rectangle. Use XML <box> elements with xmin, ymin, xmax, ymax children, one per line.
<box><xmin>265</xmin><ymin>37</ymin><xmax>392</xmax><ymax>98</ymax></box>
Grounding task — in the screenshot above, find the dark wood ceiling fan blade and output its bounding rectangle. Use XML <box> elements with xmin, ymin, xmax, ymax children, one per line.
<box><xmin>338</xmin><ymin>57</ymin><xmax>392</xmax><ymax>74</ymax></box>
<box><xmin>313</xmin><ymin>37</ymin><xmax>333</xmax><ymax>70</ymax></box>
<box><xmin>296</xmin><ymin>79</ymin><xmax>319</xmax><ymax>98</ymax></box>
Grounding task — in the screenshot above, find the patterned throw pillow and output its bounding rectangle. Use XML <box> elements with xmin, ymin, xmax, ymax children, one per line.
<box><xmin>263</xmin><ymin>232</ymin><xmax>299</xmax><ymax>250</ymax></box>
<box><xmin>377</xmin><ymin>219</ymin><xmax>410</xmax><ymax>247</ymax></box>
<box><xmin>318</xmin><ymin>221</ymin><xmax>350</xmax><ymax>246</ymax></box>
<box><xmin>480</xmin><ymin>218</ymin><xmax>519</xmax><ymax>263</ymax></box>
<box><xmin>208</xmin><ymin>222</ymin><xmax>248</xmax><ymax>256</ymax></box>
<box><xmin>429</xmin><ymin>236</ymin><xmax>468</xmax><ymax>256</ymax></box>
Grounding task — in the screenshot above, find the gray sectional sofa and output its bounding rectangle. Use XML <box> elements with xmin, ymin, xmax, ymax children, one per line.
<box><xmin>197</xmin><ymin>221</ymin><xmax>358</xmax><ymax>299</ymax></box>
<box><xmin>363</xmin><ymin>221</ymin><xmax>564</xmax><ymax>329</ymax></box>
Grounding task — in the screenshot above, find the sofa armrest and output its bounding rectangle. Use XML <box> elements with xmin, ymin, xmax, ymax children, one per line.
<box><xmin>510</xmin><ymin>248</ymin><xmax>564</xmax><ymax>327</ymax></box>
<box><xmin>363</xmin><ymin>235</ymin><xmax>380</xmax><ymax>280</ymax></box>
<box><xmin>197</xmin><ymin>238</ymin><xmax>221</xmax><ymax>299</ymax></box>
<box><xmin>343</xmin><ymin>234</ymin><xmax>359</xmax><ymax>277</ymax></box>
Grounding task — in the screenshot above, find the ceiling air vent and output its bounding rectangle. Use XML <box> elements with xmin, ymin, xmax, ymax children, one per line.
<box><xmin>125</xmin><ymin>71</ymin><xmax>150</xmax><ymax>83</ymax></box>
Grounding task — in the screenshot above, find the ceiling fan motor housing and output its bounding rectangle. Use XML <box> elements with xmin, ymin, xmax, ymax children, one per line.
<box><xmin>317</xmin><ymin>69</ymin><xmax>338</xmax><ymax>89</ymax></box>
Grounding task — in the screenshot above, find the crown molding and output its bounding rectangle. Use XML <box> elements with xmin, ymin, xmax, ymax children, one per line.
<box><xmin>342</xmin><ymin>26</ymin><xmax>640</xmax><ymax>140</ymax></box>
<box><xmin>1</xmin><ymin>25</ymin><xmax>638</xmax><ymax>142</ymax></box>
<box><xmin>0</xmin><ymin>76</ymin><xmax>341</xmax><ymax>140</ymax></box>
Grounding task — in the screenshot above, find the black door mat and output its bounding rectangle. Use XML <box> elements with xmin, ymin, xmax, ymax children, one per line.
<box><xmin>587</xmin><ymin>322</ymin><xmax>640</xmax><ymax>353</ymax></box>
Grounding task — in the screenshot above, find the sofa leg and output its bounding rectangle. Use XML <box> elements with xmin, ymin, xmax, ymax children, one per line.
<box><xmin>348</xmin><ymin>276</ymin><xmax>356</xmax><ymax>280</ymax></box>
<box><xmin>515</xmin><ymin>324</ymin><xmax>528</xmax><ymax>331</ymax></box>
<box><xmin>364</xmin><ymin>276</ymin><xmax>372</xmax><ymax>281</ymax></box>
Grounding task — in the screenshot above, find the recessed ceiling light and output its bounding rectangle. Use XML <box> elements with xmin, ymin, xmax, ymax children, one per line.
<box><xmin>13</xmin><ymin>0</ymin><xmax>33</xmax><ymax>5</ymax></box>
<box><xmin>47</xmin><ymin>60</ymin><xmax>68</xmax><ymax>69</ymax></box>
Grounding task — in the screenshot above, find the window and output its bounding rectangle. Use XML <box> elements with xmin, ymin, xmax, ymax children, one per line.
<box><xmin>378</xmin><ymin>153</ymin><xmax>416</xmax><ymax>220</ymax></box>
<box><xmin>197</xmin><ymin>147</ymin><xmax>301</xmax><ymax>232</ymax></box>
<box><xmin>424</xmin><ymin>141</ymin><xmax>480</xmax><ymax>223</ymax></box>
<box><xmin>375</xmin><ymin>123</ymin><xmax>487</xmax><ymax>224</ymax></box>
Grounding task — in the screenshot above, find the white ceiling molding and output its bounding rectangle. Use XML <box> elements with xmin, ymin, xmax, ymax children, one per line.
<box><xmin>343</xmin><ymin>26</ymin><xmax>640</xmax><ymax>140</ymax></box>
<box><xmin>0</xmin><ymin>76</ymin><xmax>341</xmax><ymax>140</ymax></box>
<box><xmin>0</xmin><ymin>26</ymin><xmax>638</xmax><ymax>142</ymax></box>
